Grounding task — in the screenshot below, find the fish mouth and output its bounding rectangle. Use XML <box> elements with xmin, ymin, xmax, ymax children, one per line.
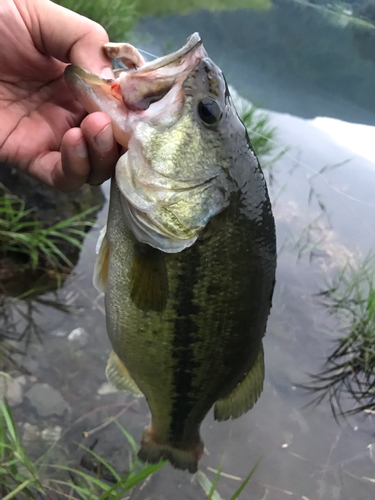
<box><xmin>124</xmin><ymin>32</ymin><xmax>202</xmax><ymax>74</ymax></box>
<box><xmin>64</xmin><ymin>33</ymin><xmax>205</xmax><ymax>148</ymax></box>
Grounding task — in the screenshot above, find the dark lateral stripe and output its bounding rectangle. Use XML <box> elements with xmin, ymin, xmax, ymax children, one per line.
<box><xmin>170</xmin><ymin>244</ymin><xmax>201</xmax><ymax>444</ymax></box>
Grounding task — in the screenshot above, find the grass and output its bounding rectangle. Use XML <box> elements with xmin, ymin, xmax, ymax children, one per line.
<box><xmin>0</xmin><ymin>400</ymin><xmax>166</xmax><ymax>500</ymax></box>
<box><xmin>55</xmin><ymin>0</ymin><xmax>272</xmax><ymax>42</ymax></box>
<box><xmin>194</xmin><ymin>460</ymin><xmax>259</xmax><ymax>499</ymax></box>
<box><xmin>55</xmin><ymin>0</ymin><xmax>138</xmax><ymax>41</ymax></box>
<box><xmin>237</xmin><ymin>101</ymin><xmax>288</xmax><ymax>184</ymax></box>
<box><xmin>0</xmin><ymin>399</ymin><xmax>258</xmax><ymax>499</ymax></box>
<box><xmin>304</xmin><ymin>254</ymin><xmax>375</xmax><ymax>418</ymax></box>
<box><xmin>0</xmin><ymin>193</ymin><xmax>96</xmax><ymax>273</ymax></box>
<box><xmin>135</xmin><ymin>0</ymin><xmax>272</xmax><ymax>16</ymax></box>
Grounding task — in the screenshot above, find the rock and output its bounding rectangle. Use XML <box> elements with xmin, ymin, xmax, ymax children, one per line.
<box><xmin>68</xmin><ymin>327</ymin><xmax>89</xmax><ymax>346</ymax></box>
<box><xmin>41</xmin><ymin>425</ymin><xmax>62</xmax><ymax>443</ymax></box>
<box><xmin>0</xmin><ymin>372</ymin><xmax>23</xmax><ymax>406</ymax></box>
<box><xmin>97</xmin><ymin>382</ymin><xmax>118</xmax><ymax>395</ymax></box>
<box><xmin>25</xmin><ymin>383</ymin><xmax>70</xmax><ymax>417</ymax></box>
<box><xmin>15</xmin><ymin>375</ymin><xmax>27</xmax><ymax>386</ymax></box>
<box><xmin>22</xmin><ymin>423</ymin><xmax>40</xmax><ymax>442</ymax></box>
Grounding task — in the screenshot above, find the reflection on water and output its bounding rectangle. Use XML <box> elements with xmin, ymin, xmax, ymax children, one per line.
<box><xmin>2</xmin><ymin>1</ymin><xmax>375</xmax><ymax>499</ymax></box>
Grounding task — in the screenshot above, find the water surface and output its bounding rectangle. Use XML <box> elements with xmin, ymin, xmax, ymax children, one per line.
<box><xmin>4</xmin><ymin>2</ymin><xmax>375</xmax><ymax>499</ymax></box>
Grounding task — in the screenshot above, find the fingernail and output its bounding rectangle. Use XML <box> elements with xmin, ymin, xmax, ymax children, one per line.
<box><xmin>74</xmin><ymin>139</ymin><xmax>88</xmax><ymax>158</ymax></box>
<box><xmin>94</xmin><ymin>125</ymin><xmax>114</xmax><ymax>152</ymax></box>
<box><xmin>100</xmin><ymin>67</ymin><xmax>114</xmax><ymax>79</ymax></box>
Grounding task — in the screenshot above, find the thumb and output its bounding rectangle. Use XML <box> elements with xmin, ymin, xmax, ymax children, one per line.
<box><xmin>31</xmin><ymin>0</ymin><xmax>113</xmax><ymax>77</ymax></box>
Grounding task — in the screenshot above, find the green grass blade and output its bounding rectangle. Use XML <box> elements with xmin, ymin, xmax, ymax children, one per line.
<box><xmin>193</xmin><ymin>471</ymin><xmax>224</xmax><ymax>500</ymax></box>
<box><xmin>207</xmin><ymin>462</ymin><xmax>224</xmax><ymax>500</ymax></box>
<box><xmin>2</xmin><ymin>479</ymin><xmax>32</xmax><ymax>500</ymax></box>
<box><xmin>78</xmin><ymin>443</ymin><xmax>121</xmax><ymax>483</ymax></box>
<box><xmin>49</xmin><ymin>464</ymin><xmax>111</xmax><ymax>490</ymax></box>
<box><xmin>114</xmin><ymin>421</ymin><xmax>139</xmax><ymax>455</ymax></box>
<box><xmin>119</xmin><ymin>461</ymin><xmax>166</xmax><ymax>495</ymax></box>
<box><xmin>229</xmin><ymin>459</ymin><xmax>260</xmax><ymax>500</ymax></box>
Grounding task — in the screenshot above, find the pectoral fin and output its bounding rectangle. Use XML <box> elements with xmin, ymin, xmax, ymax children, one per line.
<box><xmin>214</xmin><ymin>345</ymin><xmax>265</xmax><ymax>421</ymax></box>
<box><xmin>130</xmin><ymin>242</ymin><xmax>168</xmax><ymax>312</ymax></box>
<box><xmin>93</xmin><ymin>226</ymin><xmax>109</xmax><ymax>293</ymax></box>
<box><xmin>106</xmin><ymin>351</ymin><xmax>143</xmax><ymax>397</ymax></box>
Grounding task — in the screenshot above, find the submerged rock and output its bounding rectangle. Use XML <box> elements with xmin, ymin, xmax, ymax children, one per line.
<box><xmin>68</xmin><ymin>327</ymin><xmax>89</xmax><ymax>346</ymax></box>
<box><xmin>22</xmin><ymin>422</ymin><xmax>40</xmax><ymax>442</ymax></box>
<box><xmin>25</xmin><ymin>383</ymin><xmax>70</xmax><ymax>417</ymax></box>
<box><xmin>97</xmin><ymin>382</ymin><xmax>118</xmax><ymax>395</ymax></box>
<box><xmin>0</xmin><ymin>372</ymin><xmax>23</xmax><ymax>406</ymax></box>
<box><xmin>41</xmin><ymin>425</ymin><xmax>62</xmax><ymax>443</ymax></box>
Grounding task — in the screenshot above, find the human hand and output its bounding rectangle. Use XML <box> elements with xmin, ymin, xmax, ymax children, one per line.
<box><xmin>0</xmin><ymin>0</ymin><xmax>119</xmax><ymax>191</ymax></box>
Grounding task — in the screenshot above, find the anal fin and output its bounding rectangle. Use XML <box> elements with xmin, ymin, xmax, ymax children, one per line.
<box><xmin>106</xmin><ymin>351</ymin><xmax>143</xmax><ymax>397</ymax></box>
<box><xmin>130</xmin><ymin>242</ymin><xmax>168</xmax><ymax>312</ymax></box>
<box><xmin>214</xmin><ymin>345</ymin><xmax>265</xmax><ymax>421</ymax></box>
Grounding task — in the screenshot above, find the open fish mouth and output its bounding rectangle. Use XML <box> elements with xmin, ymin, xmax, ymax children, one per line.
<box><xmin>64</xmin><ymin>33</ymin><xmax>206</xmax><ymax>149</ymax></box>
<box><xmin>65</xmin><ymin>33</ymin><xmax>228</xmax><ymax>253</ymax></box>
<box><xmin>120</xmin><ymin>32</ymin><xmax>202</xmax><ymax>74</ymax></box>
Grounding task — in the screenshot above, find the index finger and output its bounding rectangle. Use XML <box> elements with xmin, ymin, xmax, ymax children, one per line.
<box><xmin>27</xmin><ymin>0</ymin><xmax>114</xmax><ymax>77</ymax></box>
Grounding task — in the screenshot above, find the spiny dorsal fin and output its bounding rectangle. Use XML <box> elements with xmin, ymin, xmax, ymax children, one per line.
<box><xmin>214</xmin><ymin>345</ymin><xmax>265</xmax><ymax>421</ymax></box>
<box><xmin>106</xmin><ymin>351</ymin><xmax>143</xmax><ymax>397</ymax></box>
<box><xmin>93</xmin><ymin>225</ymin><xmax>109</xmax><ymax>293</ymax></box>
<box><xmin>130</xmin><ymin>242</ymin><xmax>168</xmax><ymax>312</ymax></box>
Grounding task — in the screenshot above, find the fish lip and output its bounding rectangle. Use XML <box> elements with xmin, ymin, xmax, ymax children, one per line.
<box><xmin>128</xmin><ymin>32</ymin><xmax>202</xmax><ymax>74</ymax></box>
<box><xmin>65</xmin><ymin>33</ymin><xmax>202</xmax><ymax>83</ymax></box>
<box><xmin>64</xmin><ymin>65</ymin><xmax>114</xmax><ymax>85</ymax></box>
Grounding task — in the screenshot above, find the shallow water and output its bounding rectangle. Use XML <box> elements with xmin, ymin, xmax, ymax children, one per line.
<box><xmin>3</xmin><ymin>1</ymin><xmax>375</xmax><ymax>499</ymax></box>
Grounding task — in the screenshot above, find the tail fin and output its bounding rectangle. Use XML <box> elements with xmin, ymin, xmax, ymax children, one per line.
<box><xmin>138</xmin><ymin>425</ymin><xmax>203</xmax><ymax>474</ymax></box>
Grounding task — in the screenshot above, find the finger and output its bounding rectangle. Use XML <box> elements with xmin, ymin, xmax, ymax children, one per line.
<box><xmin>27</xmin><ymin>128</ymin><xmax>89</xmax><ymax>192</ymax></box>
<box><xmin>33</xmin><ymin>0</ymin><xmax>114</xmax><ymax>78</ymax></box>
<box><xmin>80</xmin><ymin>112</ymin><xmax>119</xmax><ymax>186</ymax></box>
<box><xmin>59</xmin><ymin>128</ymin><xmax>92</xmax><ymax>191</ymax></box>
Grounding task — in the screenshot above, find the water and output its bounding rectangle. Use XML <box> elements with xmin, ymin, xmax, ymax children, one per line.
<box><xmin>3</xmin><ymin>1</ymin><xmax>375</xmax><ymax>499</ymax></box>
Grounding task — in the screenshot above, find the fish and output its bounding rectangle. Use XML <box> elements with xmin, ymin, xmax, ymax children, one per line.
<box><xmin>65</xmin><ymin>33</ymin><xmax>276</xmax><ymax>473</ymax></box>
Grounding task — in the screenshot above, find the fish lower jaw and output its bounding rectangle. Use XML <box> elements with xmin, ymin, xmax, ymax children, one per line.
<box><xmin>138</xmin><ymin>425</ymin><xmax>203</xmax><ymax>473</ymax></box>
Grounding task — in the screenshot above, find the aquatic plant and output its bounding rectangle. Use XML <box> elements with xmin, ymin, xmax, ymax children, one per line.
<box><xmin>0</xmin><ymin>193</ymin><xmax>96</xmax><ymax>272</ymax></box>
<box><xmin>305</xmin><ymin>254</ymin><xmax>375</xmax><ymax>418</ymax></box>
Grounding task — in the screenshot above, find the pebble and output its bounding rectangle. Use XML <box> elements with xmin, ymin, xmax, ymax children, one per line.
<box><xmin>67</xmin><ymin>327</ymin><xmax>89</xmax><ymax>346</ymax></box>
<box><xmin>22</xmin><ymin>423</ymin><xmax>40</xmax><ymax>442</ymax></box>
<box><xmin>41</xmin><ymin>425</ymin><xmax>62</xmax><ymax>443</ymax></box>
<box><xmin>0</xmin><ymin>372</ymin><xmax>23</xmax><ymax>406</ymax></box>
<box><xmin>97</xmin><ymin>382</ymin><xmax>118</xmax><ymax>395</ymax></box>
<box><xmin>25</xmin><ymin>383</ymin><xmax>70</xmax><ymax>417</ymax></box>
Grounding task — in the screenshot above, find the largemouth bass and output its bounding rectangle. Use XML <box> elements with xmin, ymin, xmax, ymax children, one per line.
<box><xmin>65</xmin><ymin>33</ymin><xmax>276</xmax><ymax>473</ymax></box>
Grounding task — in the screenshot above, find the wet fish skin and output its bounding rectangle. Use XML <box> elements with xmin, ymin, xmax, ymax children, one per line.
<box><xmin>66</xmin><ymin>34</ymin><xmax>276</xmax><ymax>473</ymax></box>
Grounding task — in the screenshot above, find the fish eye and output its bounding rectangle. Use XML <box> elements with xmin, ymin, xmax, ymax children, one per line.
<box><xmin>198</xmin><ymin>97</ymin><xmax>222</xmax><ymax>125</ymax></box>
